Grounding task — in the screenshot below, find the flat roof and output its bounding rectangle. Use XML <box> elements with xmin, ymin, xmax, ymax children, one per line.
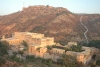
<box><xmin>29</xmin><ymin>44</ymin><xmax>40</xmax><ymax>46</ymax></box>
<box><xmin>3</xmin><ymin>38</ymin><xmax>20</xmax><ymax>40</ymax></box>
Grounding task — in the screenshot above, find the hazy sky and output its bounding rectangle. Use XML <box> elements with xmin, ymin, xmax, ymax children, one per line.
<box><xmin>0</xmin><ymin>0</ymin><xmax>100</xmax><ymax>15</ymax></box>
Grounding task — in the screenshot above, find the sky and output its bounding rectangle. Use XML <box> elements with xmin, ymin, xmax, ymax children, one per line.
<box><xmin>0</xmin><ymin>0</ymin><xmax>100</xmax><ymax>15</ymax></box>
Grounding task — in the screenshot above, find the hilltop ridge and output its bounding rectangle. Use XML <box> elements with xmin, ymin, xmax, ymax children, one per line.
<box><xmin>0</xmin><ymin>5</ymin><xmax>100</xmax><ymax>44</ymax></box>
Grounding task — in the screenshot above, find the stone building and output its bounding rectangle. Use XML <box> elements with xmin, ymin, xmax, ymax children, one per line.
<box><xmin>52</xmin><ymin>48</ymin><xmax>65</xmax><ymax>54</ymax></box>
<box><xmin>1</xmin><ymin>38</ymin><xmax>22</xmax><ymax>46</ymax></box>
<box><xmin>1</xmin><ymin>32</ymin><xmax>98</xmax><ymax>64</ymax></box>
<box><xmin>1</xmin><ymin>32</ymin><xmax>55</xmax><ymax>53</ymax></box>
<box><xmin>66</xmin><ymin>46</ymin><xmax>92</xmax><ymax>64</ymax></box>
<box><xmin>43</xmin><ymin>53</ymin><xmax>60</xmax><ymax>62</ymax></box>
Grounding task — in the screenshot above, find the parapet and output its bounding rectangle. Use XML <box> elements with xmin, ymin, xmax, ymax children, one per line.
<box><xmin>52</xmin><ymin>48</ymin><xmax>65</xmax><ymax>54</ymax></box>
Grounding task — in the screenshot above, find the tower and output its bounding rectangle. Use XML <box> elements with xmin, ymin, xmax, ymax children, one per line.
<box><xmin>77</xmin><ymin>54</ymin><xmax>84</xmax><ymax>63</ymax></box>
<box><xmin>22</xmin><ymin>2</ymin><xmax>25</xmax><ymax>10</ymax></box>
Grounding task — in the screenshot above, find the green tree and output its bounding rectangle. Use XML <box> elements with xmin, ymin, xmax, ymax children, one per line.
<box><xmin>18</xmin><ymin>51</ymin><xmax>24</xmax><ymax>56</ymax></box>
<box><xmin>57</xmin><ymin>58</ymin><xmax>63</xmax><ymax>65</ymax></box>
<box><xmin>82</xmin><ymin>40</ymin><xmax>100</xmax><ymax>49</ymax></box>
<box><xmin>47</xmin><ymin>46</ymin><xmax>52</xmax><ymax>50</ymax></box>
<box><xmin>46</xmin><ymin>5</ymin><xmax>49</xmax><ymax>7</ymax></box>
<box><xmin>0</xmin><ymin>57</ymin><xmax>5</xmax><ymax>65</ymax></box>
<box><xmin>96</xmin><ymin>60</ymin><xmax>100</xmax><ymax>66</ymax></box>
<box><xmin>22</xmin><ymin>41</ymin><xmax>28</xmax><ymax>51</ymax></box>
<box><xmin>36</xmin><ymin>47</ymin><xmax>41</xmax><ymax>52</ymax></box>
<box><xmin>26</xmin><ymin>55</ymin><xmax>35</xmax><ymax>62</ymax></box>
<box><xmin>64</xmin><ymin>47</ymin><xmax>69</xmax><ymax>52</ymax></box>
<box><xmin>0</xmin><ymin>41</ymin><xmax>9</xmax><ymax>65</ymax></box>
<box><xmin>90</xmin><ymin>63</ymin><xmax>96</xmax><ymax>67</ymax></box>
<box><xmin>46</xmin><ymin>59</ymin><xmax>53</xmax><ymax>66</ymax></box>
<box><xmin>22</xmin><ymin>41</ymin><xmax>28</xmax><ymax>47</ymax></box>
<box><xmin>0</xmin><ymin>41</ymin><xmax>9</xmax><ymax>56</ymax></box>
<box><xmin>59</xmin><ymin>40</ymin><xmax>67</xmax><ymax>46</ymax></box>
<box><xmin>8</xmin><ymin>55</ymin><xmax>23</xmax><ymax>63</ymax></box>
<box><xmin>64</xmin><ymin>45</ymin><xmax>83</xmax><ymax>52</ymax></box>
<box><xmin>57</xmin><ymin>54</ymin><xmax>78</xmax><ymax>67</ymax></box>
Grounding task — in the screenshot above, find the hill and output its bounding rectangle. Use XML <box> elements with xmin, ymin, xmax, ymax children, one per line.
<box><xmin>0</xmin><ymin>5</ymin><xmax>100</xmax><ymax>44</ymax></box>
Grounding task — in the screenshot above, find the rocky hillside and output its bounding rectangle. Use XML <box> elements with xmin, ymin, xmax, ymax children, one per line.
<box><xmin>0</xmin><ymin>5</ymin><xmax>100</xmax><ymax>44</ymax></box>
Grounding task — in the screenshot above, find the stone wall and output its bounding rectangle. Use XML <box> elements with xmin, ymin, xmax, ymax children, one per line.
<box><xmin>43</xmin><ymin>53</ymin><xmax>60</xmax><ymax>62</ymax></box>
<box><xmin>1</xmin><ymin>38</ymin><xmax>23</xmax><ymax>46</ymax></box>
<box><xmin>52</xmin><ymin>48</ymin><xmax>65</xmax><ymax>54</ymax></box>
<box><xmin>76</xmin><ymin>54</ymin><xmax>84</xmax><ymax>63</ymax></box>
<box><xmin>66</xmin><ymin>46</ymin><xmax>93</xmax><ymax>64</ymax></box>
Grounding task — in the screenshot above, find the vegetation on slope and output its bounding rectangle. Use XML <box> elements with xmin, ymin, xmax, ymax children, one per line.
<box><xmin>96</xmin><ymin>60</ymin><xmax>100</xmax><ymax>66</ymax></box>
<box><xmin>57</xmin><ymin>54</ymin><xmax>81</xmax><ymax>67</ymax></box>
<box><xmin>64</xmin><ymin>45</ymin><xmax>83</xmax><ymax>52</ymax></box>
<box><xmin>80</xmin><ymin>40</ymin><xmax>100</xmax><ymax>49</ymax></box>
<box><xmin>0</xmin><ymin>41</ymin><xmax>9</xmax><ymax>65</ymax></box>
<box><xmin>25</xmin><ymin>54</ymin><xmax>80</xmax><ymax>67</ymax></box>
